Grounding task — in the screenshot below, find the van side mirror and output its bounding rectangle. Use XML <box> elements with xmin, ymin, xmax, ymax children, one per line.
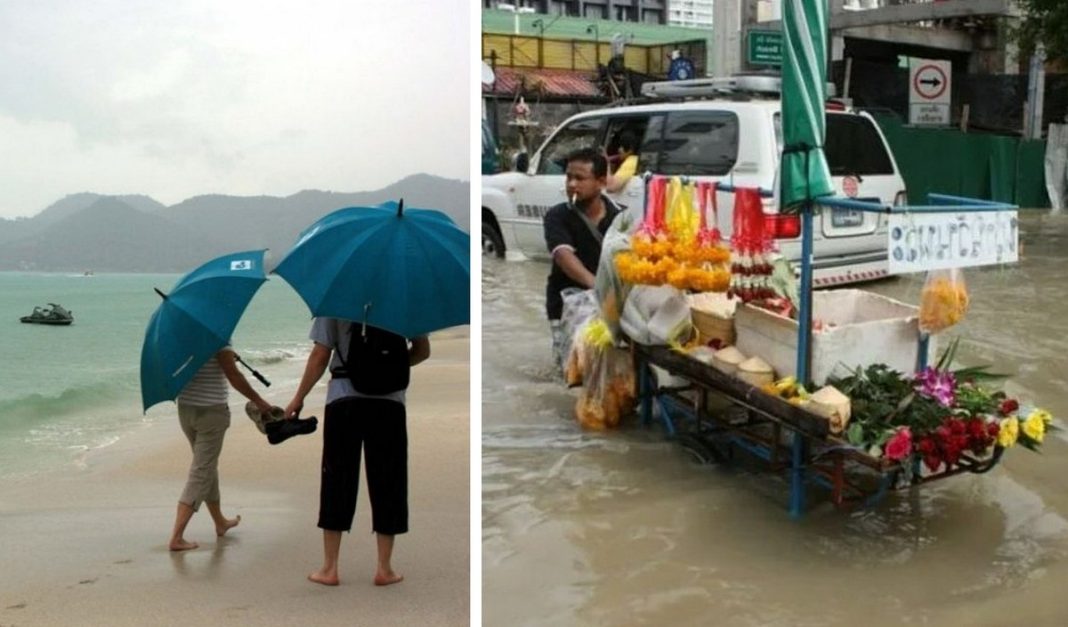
<box><xmin>514</xmin><ymin>152</ymin><xmax>530</xmax><ymax>173</ymax></box>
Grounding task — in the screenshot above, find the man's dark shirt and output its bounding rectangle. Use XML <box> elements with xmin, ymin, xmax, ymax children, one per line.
<box><xmin>543</xmin><ymin>196</ymin><xmax>622</xmax><ymax>320</ymax></box>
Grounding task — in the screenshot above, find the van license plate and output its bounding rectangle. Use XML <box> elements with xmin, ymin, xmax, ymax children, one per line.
<box><xmin>831</xmin><ymin>209</ymin><xmax>863</xmax><ymax>227</ymax></box>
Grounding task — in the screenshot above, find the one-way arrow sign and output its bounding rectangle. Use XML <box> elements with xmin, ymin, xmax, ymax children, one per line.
<box><xmin>909</xmin><ymin>57</ymin><xmax>951</xmax><ymax>125</ymax></box>
<box><xmin>910</xmin><ymin>60</ymin><xmax>949</xmax><ymax>102</ymax></box>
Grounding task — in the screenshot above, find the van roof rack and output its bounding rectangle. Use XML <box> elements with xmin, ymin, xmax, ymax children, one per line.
<box><xmin>641</xmin><ymin>75</ymin><xmax>781</xmax><ymax>99</ymax></box>
<box><xmin>640</xmin><ymin>73</ymin><xmax>837</xmax><ymax>100</ymax></box>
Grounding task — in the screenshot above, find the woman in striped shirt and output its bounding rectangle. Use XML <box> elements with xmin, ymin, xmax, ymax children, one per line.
<box><xmin>169</xmin><ymin>346</ymin><xmax>273</xmax><ymax>551</ymax></box>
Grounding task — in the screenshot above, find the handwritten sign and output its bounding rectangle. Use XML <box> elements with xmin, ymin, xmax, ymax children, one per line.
<box><xmin>887</xmin><ymin>211</ymin><xmax>1018</xmax><ymax>274</ymax></box>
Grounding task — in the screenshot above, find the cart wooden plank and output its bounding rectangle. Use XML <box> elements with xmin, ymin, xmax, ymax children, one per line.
<box><xmin>634</xmin><ymin>343</ymin><xmax>830</xmax><ymax>438</ymax></box>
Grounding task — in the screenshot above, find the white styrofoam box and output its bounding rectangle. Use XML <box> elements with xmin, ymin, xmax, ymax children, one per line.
<box><xmin>734</xmin><ymin>289</ymin><xmax>929</xmax><ymax>385</ymax></box>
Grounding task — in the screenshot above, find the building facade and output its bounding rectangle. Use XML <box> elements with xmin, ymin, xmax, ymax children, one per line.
<box><xmin>667</xmin><ymin>0</ymin><xmax>713</xmax><ymax>30</ymax></box>
<box><xmin>483</xmin><ymin>1</ymin><xmax>667</xmax><ymax>24</ymax></box>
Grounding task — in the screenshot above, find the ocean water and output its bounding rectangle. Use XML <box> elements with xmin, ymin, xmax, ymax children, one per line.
<box><xmin>0</xmin><ymin>272</ymin><xmax>315</xmax><ymax>479</ymax></box>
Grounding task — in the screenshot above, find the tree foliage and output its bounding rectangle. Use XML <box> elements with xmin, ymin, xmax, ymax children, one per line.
<box><xmin>1016</xmin><ymin>0</ymin><xmax>1068</xmax><ymax>63</ymax></box>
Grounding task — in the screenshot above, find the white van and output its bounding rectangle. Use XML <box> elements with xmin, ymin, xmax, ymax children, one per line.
<box><xmin>481</xmin><ymin>76</ymin><xmax>908</xmax><ymax>286</ymax></box>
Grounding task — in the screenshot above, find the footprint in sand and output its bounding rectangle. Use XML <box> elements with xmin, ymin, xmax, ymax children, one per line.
<box><xmin>79</xmin><ymin>577</ymin><xmax>98</xmax><ymax>585</ymax></box>
<box><xmin>5</xmin><ymin>602</ymin><xmax>26</xmax><ymax>609</ymax></box>
<box><xmin>113</xmin><ymin>559</ymin><xmax>133</xmax><ymax>565</ymax></box>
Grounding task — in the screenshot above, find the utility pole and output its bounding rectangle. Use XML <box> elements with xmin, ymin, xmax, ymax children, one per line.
<box><xmin>1025</xmin><ymin>43</ymin><xmax>1046</xmax><ymax>140</ymax></box>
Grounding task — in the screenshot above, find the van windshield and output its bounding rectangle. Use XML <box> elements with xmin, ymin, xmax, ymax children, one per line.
<box><xmin>648</xmin><ymin>111</ymin><xmax>739</xmax><ymax>176</ymax></box>
<box><xmin>773</xmin><ymin>112</ymin><xmax>894</xmax><ymax>175</ymax></box>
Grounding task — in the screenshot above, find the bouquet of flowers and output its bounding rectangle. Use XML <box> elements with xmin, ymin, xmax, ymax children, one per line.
<box><xmin>827</xmin><ymin>338</ymin><xmax>1054</xmax><ymax>470</ymax></box>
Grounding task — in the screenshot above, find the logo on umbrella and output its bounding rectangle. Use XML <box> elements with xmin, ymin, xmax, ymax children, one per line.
<box><xmin>230</xmin><ymin>260</ymin><xmax>253</xmax><ymax>271</ymax></box>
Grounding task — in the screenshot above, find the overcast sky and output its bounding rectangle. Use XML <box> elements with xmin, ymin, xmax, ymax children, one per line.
<box><xmin>0</xmin><ymin>0</ymin><xmax>471</xmax><ymax>218</ymax></box>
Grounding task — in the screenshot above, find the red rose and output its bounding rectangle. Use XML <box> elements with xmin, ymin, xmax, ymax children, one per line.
<box><xmin>999</xmin><ymin>399</ymin><xmax>1019</xmax><ymax>416</ymax></box>
<box><xmin>971</xmin><ymin>437</ymin><xmax>992</xmax><ymax>455</ymax></box>
<box><xmin>885</xmin><ymin>428</ymin><xmax>913</xmax><ymax>462</ymax></box>
<box><xmin>949</xmin><ymin>419</ymin><xmax>966</xmax><ymax>435</ymax></box>
<box><xmin>923</xmin><ymin>455</ymin><xmax>942</xmax><ymax>472</ymax></box>
<box><xmin>943</xmin><ymin>442</ymin><xmax>962</xmax><ymax>466</ymax></box>
<box><xmin>987</xmin><ymin>422</ymin><xmax>1000</xmax><ymax>437</ymax></box>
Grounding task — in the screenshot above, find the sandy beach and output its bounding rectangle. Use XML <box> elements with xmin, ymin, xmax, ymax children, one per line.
<box><xmin>0</xmin><ymin>331</ymin><xmax>470</xmax><ymax>627</ymax></box>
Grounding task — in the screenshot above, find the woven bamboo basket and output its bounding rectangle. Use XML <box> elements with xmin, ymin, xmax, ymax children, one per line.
<box><xmin>691</xmin><ymin>307</ymin><xmax>735</xmax><ymax>346</ymax></box>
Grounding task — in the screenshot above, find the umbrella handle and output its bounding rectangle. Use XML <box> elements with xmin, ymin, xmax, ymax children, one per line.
<box><xmin>234</xmin><ymin>354</ymin><xmax>271</xmax><ymax>387</ymax></box>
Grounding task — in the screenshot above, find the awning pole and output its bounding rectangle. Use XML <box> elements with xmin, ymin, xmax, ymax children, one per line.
<box><xmin>789</xmin><ymin>200</ymin><xmax>815</xmax><ymax>520</ymax></box>
<box><xmin>796</xmin><ymin>203</ymin><xmax>813</xmax><ymax>383</ymax></box>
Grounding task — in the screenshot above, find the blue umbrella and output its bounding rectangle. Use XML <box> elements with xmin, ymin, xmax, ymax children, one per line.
<box><xmin>273</xmin><ymin>200</ymin><xmax>469</xmax><ymax>338</ymax></box>
<box><xmin>140</xmin><ymin>250</ymin><xmax>269</xmax><ymax>412</ymax></box>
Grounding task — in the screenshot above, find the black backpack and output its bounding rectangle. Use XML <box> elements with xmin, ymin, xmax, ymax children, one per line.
<box><xmin>335</xmin><ymin>323</ymin><xmax>411</xmax><ymax>395</ymax></box>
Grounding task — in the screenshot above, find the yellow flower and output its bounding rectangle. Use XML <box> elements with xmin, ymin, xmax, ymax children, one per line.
<box><xmin>1028</xmin><ymin>408</ymin><xmax>1053</xmax><ymax>425</ymax></box>
<box><xmin>1022</xmin><ymin>413</ymin><xmax>1046</xmax><ymax>444</ymax></box>
<box><xmin>998</xmin><ymin>416</ymin><xmax>1019</xmax><ymax>448</ymax></box>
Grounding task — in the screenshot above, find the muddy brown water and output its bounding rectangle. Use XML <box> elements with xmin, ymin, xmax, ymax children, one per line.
<box><xmin>482</xmin><ymin>211</ymin><xmax>1068</xmax><ymax>626</ymax></box>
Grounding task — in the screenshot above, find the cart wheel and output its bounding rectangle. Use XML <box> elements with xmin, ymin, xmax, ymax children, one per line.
<box><xmin>677</xmin><ymin>434</ymin><xmax>724</xmax><ymax>465</ymax></box>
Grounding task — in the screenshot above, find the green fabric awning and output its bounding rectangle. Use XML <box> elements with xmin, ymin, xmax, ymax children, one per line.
<box><xmin>780</xmin><ymin>0</ymin><xmax>834</xmax><ymax>210</ymax></box>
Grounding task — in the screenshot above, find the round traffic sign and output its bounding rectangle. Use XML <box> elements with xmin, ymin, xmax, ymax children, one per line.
<box><xmin>913</xmin><ymin>64</ymin><xmax>948</xmax><ymax>100</ymax></box>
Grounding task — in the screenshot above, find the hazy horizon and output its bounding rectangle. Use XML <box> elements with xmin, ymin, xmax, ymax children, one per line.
<box><xmin>0</xmin><ymin>0</ymin><xmax>470</xmax><ymax>219</ymax></box>
<box><xmin>2</xmin><ymin>172</ymin><xmax>469</xmax><ymax>221</ymax></box>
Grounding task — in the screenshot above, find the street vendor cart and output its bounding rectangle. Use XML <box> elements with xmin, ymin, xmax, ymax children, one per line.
<box><xmin>576</xmin><ymin>0</ymin><xmax>1049</xmax><ymax>518</ymax></box>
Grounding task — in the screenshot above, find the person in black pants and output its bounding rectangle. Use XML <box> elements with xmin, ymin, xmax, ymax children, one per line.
<box><xmin>285</xmin><ymin>317</ymin><xmax>430</xmax><ymax>586</ymax></box>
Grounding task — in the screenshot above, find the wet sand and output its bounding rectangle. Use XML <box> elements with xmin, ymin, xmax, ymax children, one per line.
<box><xmin>0</xmin><ymin>332</ymin><xmax>470</xmax><ymax>627</ymax></box>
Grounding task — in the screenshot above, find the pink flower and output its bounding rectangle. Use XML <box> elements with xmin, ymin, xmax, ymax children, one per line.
<box><xmin>885</xmin><ymin>427</ymin><xmax>913</xmax><ymax>462</ymax></box>
<box><xmin>913</xmin><ymin>367</ymin><xmax>957</xmax><ymax>407</ymax></box>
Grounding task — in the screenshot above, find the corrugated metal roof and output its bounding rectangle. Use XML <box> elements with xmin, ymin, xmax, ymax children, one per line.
<box><xmin>484</xmin><ymin>66</ymin><xmax>602</xmax><ymax>99</ymax></box>
<box><xmin>482</xmin><ymin>9</ymin><xmax>711</xmax><ymax>46</ymax></box>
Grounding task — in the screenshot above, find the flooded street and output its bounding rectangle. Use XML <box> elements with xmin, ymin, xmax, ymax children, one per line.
<box><xmin>482</xmin><ymin>211</ymin><xmax>1068</xmax><ymax>626</ymax></box>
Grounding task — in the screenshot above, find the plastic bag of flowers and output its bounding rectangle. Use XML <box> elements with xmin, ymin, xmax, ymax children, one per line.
<box><xmin>575</xmin><ymin>343</ymin><xmax>635</xmax><ymax>430</ymax></box>
<box><xmin>919</xmin><ymin>267</ymin><xmax>969</xmax><ymax>334</ymax></box>
<box><xmin>595</xmin><ymin>215</ymin><xmax>635</xmax><ymax>338</ymax></box>
<box><xmin>571</xmin><ymin>316</ymin><xmax>635</xmax><ymax>429</ymax></box>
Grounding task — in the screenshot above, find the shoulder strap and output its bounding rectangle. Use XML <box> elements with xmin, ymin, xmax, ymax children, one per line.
<box><xmin>333</xmin><ymin>322</ymin><xmax>354</xmax><ymax>373</ymax></box>
<box><xmin>572</xmin><ymin>203</ymin><xmax>604</xmax><ymax>246</ymax></box>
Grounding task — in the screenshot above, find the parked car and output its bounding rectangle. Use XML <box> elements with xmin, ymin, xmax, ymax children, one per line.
<box><xmin>481</xmin><ymin>75</ymin><xmax>907</xmax><ymax>286</ymax></box>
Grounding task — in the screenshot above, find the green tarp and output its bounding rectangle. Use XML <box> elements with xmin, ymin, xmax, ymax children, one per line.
<box><xmin>871</xmin><ymin>113</ymin><xmax>1050</xmax><ymax>209</ymax></box>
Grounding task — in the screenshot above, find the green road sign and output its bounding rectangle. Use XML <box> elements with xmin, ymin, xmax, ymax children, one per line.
<box><xmin>748</xmin><ymin>30</ymin><xmax>782</xmax><ymax>66</ymax></box>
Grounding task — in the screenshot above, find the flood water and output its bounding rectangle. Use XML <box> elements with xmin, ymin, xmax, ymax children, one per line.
<box><xmin>482</xmin><ymin>210</ymin><xmax>1068</xmax><ymax>626</ymax></box>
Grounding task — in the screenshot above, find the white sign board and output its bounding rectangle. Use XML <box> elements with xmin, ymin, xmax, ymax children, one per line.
<box><xmin>909</xmin><ymin>103</ymin><xmax>950</xmax><ymax>125</ymax></box>
<box><xmin>887</xmin><ymin>210</ymin><xmax>1019</xmax><ymax>274</ymax></box>
<box><xmin>908</xmin><ymin>58</ymin><xmax>951</xmax><ymax>126</ymax></box>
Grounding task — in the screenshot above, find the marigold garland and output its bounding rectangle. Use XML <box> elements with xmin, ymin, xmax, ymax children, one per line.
<box><xmin>614</xmin><ymin>177</ymin><xmax>731</xmax><ymax>293</ymax></box>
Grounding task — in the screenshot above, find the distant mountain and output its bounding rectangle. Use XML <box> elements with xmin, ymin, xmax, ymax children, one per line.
<box><xmin>35</xmin><ymin>193</ymin><xmax>166</xmax><ymax>226</ymax></box>
<box><xmin>0</xmin><ymin>197</ymin><xmax>223</xmax><ymax>272</ymax></box>
<box><xmin>0</xmin><ymin>175</ymin><xmax>469</xmax><ymax>272</ymax></box>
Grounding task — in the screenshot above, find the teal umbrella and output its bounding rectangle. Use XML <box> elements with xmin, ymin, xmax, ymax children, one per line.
<box><xmin>140</xmin><ymin>250</ymin><xmax>268</xmax><ymax>412</ymax></box>
<box><xmin>274</xmin><ymin>200</ymin><xmax>470</xmax><ymax>338</ymax></box>
<box><xmin>780</xmin><ymin>0</ymin><xmax>834</xmax><ymax>210</ymax></box>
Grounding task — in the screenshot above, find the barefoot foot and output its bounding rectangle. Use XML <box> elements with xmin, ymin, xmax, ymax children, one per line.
<box><xmin>216</xmin><ymin>514</ymin><xmax>241</xmax><ymax>537</ymax></box>
<box><xmin>374</xmin><ymin>571</ymin><xmax>403</xmax><ymax>586</ymax></box>
<box><xmin>169</xmin><ymin>539</ymin><xmax>199</xmax><ymax>551</ymax></box>
<box><xmin>308</xmin><ymin>569</ymin><xmax>339</xmax><ymax>586</ymax></box>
